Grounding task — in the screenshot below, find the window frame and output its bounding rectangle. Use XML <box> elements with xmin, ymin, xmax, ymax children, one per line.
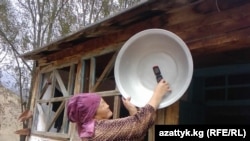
<box><xmin>31</xmin><ymin>64</ymin><xmax>77</xmax><ymax>139</ymax></box>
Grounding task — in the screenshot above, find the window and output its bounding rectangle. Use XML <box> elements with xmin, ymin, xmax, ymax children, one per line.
<box><xmin>81</xmin><ymin>52</ymin><xmax>116</xmax><ymax>92</ymax></box>
<box><xmin>80</xmin><ymin>51</ymin><xmax>121</xmax><ymax>119</ymax></box>
<box><xmin>32</xmin><ymin>64</ymin><xmax>76</xmax><ymax>137</ymax></box>
<box><xmin>182</xmin><ymin>64</ymin><xmax>250</xmax><ymax>124</ymax></box>
<box><xmin>204</xmin><ymin>73</ymin><xmax>250</xmax><ymax>102</ymax></box>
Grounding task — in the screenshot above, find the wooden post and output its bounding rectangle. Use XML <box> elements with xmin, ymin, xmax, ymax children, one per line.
<box><xmin>165</xmin><ymin>101</ymin><xmax>180</xmax><ymax>124</ymax></box>
<box><xmin>148</xmin><ymin>100</ymin><xmax>179</xmax><ymax>141</ymax></box>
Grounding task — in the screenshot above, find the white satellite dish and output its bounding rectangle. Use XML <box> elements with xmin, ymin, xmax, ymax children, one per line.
<box><xmin>114</xmin><ymin>29</ymin><xmax>193</xmax><ymax>109</ymax></box>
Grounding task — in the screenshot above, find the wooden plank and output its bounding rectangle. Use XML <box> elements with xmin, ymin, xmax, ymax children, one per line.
<box><xmin>189</xmin><ymin>27</ymin><xmax>250</xmax><ymax>56</ymax></box>
<box><xmin>37</xmin><ymin>97</ymin><xmax>70</xmax><ymax>103</ymax></box>
<box><xmin>169</xmin><ymin>3</ymin><xmax>250</xmax><ymax>41</ymax></box>
<box><xmin>29</xmin><ymin>68</ymin><xmax>40</xmax><ymax>128</ymax></box>
<box><xmin>165</xmin><ymin>101</ymin><xmax>179</xmax><ymax>124</ymax></box>
<box><xmin>88</xmin><ymin>58</ymin><xmax>96</xmax><ymax>91</ymax></box>
<box><xmin>112</xmin><ymin>96</ymin><xmax>121</xmax><ymax>119</ymax></box>
<box><xmin>74</xmin><ymin>60</ymin><xmax>83</xmax><ymax>94</ymax></box>
<box><xmin>38</xmin><ymin>43</ymin><xmax>120</xmax><ymax>68</ymax></box>
<box><xmin>69</xmin><ymin>60</ymin><xmax>83</xmax><ymax>141</ymax></box>
<box><xmin>31</xmin><ymin>131</ymin><xmax>69</xmax><ymax>140</ymax></box>
<box><xmin>61</xmin><ymin>64</ymin><xmax>74</xmax><ymax>132</ymax></box>
<box><xmin>96</xmin><ymin>90</ymin><xmax>120</xmax><ymax>97</ymax></box>
<box><xmin>67</xmin><ymin>64</ymin><xmax>76</xmax><ymax>95</ymax></box>
<box><xmin>148</xmin><ymin>125</ymin><xmax>155</xmax><ymax>141</ymax></box>
<box><xmin>45</xmin><ymin>71</ymin><xmax>57</xmax><ymax>130</ymax></box>
<box><xmin>148</xmin><ymin>108</ymin><xmax>165</xmax><ymax>141</ymax></box>
<box><xmin>39</xmin><ymin>60</ymin><xmax>78</xmax><ymax>73</ymax></box>
<box><xmin>62</xmin><ymin>103</ymin><xmax>68</xmax><ymax>133</ymax></box>
<box><xmin>156</xmin><ymin>108</ymin><xmax>165</xmax><ymax>124</ymax></box>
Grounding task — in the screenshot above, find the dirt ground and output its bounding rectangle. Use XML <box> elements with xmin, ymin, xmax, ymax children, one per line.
<box><xmin>0</xmin><ymin>86</ymin><xmax>23</xmax><ymax>141</ymax></box>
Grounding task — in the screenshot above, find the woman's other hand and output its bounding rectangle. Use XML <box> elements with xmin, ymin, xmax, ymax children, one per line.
<box><xmin>122</xmin><ymin>97</ymin><xmax>137</xmax><ymax>116</ymax></box>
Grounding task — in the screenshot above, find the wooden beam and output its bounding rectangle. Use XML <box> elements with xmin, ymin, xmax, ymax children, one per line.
<box><xmin>73</xmin><ymin>60</ymin><xmax>82</xmax><ymax>94</ymax></box>
<box><xmin>165</xmin><ymin>101</ymin><xmax>179</xmax><ymax>124</ymax></box>
<box><xmin>95</xmin><ymin>90</ymin><xmax>120</xmax><ymax>97</ymax></box>
<box><xmin>37</xmin><ymin>97</ymin><xmax>70</xmax><ymax>103</ymax></box>
<box><xmin>189</xmin><ymin>27</ymin><xmax>250</xmax><ymax>56</ymax></box>
<box><xmin>112</xmin><ymin>96</ymin><xmax>121</xmax><ymax>119</ymax></box>
<box><xmin>191</xmin><ymin>0</ymin><xmax>249</xmax><ymax>14</ymax></box>
<box><xmin>69</xmin><ymin>60</ymin><xmax>83</xmax><ymax>141</ymax></box>
<box><xmin>89</xmin><ymin>58</ymin><xmax>96</xmax><ymax>91</ymax></box>
<box><xmin>67</xmin><ymin>64</ymin><xmax>76</xmax><ymax>96</ymax></box>
<box><xmin>31</xmin><ymin>131</ymin><xmax>69</xmax><ymax>141</ymax></box>
<box><xmin>29</xmin><ymin>68</ymin><xmax>40</xmax><ymax>128</ymax></box>
<box><xmin>148</xmin><ymin>126</ymin><xmax>155</xmax><ymax>141</ymax></box>
<box><xmin>170</xmin><ymin>3</ymin><xmax>250</xmax><ymax>41</ymax></box>
<box><xmin>156</xmin><ymin>109</ymin><xmax>165</xmax><ymax>124</ymax></box>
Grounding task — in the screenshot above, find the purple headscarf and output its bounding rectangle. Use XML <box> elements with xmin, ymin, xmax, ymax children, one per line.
<box><xmin>67</xmin><ymin>93</ymin><xmax>101</xmax><ymax>138</ymax></box>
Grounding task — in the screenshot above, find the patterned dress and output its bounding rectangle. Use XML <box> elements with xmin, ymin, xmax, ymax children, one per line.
<box><xmin>86</xmin><ymin>104</ymin><xmax>156</xmax><ymax>141</ymax></box>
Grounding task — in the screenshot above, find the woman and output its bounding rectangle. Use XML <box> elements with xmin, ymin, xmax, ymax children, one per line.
<box><xmin>67</xmin><ymin>79</ymin><xmax>171</xmax><ymax>141</ymax></box>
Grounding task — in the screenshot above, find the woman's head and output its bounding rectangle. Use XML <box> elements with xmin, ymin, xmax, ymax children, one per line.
<box><xmin>67</xmin><ymin>93</ymin><xmax>101</xmax><ymax>123</ymax></box>
<box><xmin>94</xmin><ymin>98</ymin><xmax>113</xmax><ymax>120</ymax></box>
<box><xmin>66</xmin><ymin>93</ymin><xmax>113</xmax><ymax>137</ymax></box>
<box><xmin>67</xmin><ymin>93</ymin><xmax>103</xmax><ymax>137</ymax></box>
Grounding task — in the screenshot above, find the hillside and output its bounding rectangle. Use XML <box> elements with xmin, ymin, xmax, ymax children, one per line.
<box><xmin>0</xmin><ymin>86</ymin><xmax>22</xmax><ymax>141</ymax></box>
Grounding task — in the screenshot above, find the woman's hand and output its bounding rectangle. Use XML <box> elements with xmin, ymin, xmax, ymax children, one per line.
<box><xmin>122</xmin><ymin>97</ymin><xmax>137</xmax><ymax>116</ymax></box>
<box><xmin>154</xmin><ymin>79</ymin><xmax>171</xmax><ymax>98</ymax></box>
<box><xmin>148</xmin><ymin>79</ymin><xmax>171</xmax><ymax>110</ymax></box>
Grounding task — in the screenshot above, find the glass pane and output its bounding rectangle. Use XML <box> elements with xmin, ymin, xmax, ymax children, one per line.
<box><xmin>33</xmin><ymin>103</ymin><xmax>49</xmax><ymax>132</ymax></box>
<box><xmin>228</xmin><ymin>73</ymin><xmax>250</xmax><ymax>85</ymax></box>
<box><xmin>82</xmin><ymin>59</ymin><xmax>91</xmax><ymax>92</ymax></box>
<box><xmin>40</xmin><ymin>72</ymin><xmax>53</xmax><ymax>100</ymax></box>
<box><xmin>206</xmin><ymin>105</ymin><xmax>250</xmax><ymax>124</ymax></box>
<box><xmin>48</xmin><ymin>101</ymin><xmax>66</xmax><ymax>133</ymax></box>
<box><xmin>57</xmin><ymin>67</ymin><xmax>70</xmax><ymax>89</ymax></box>
<box><xmin>205</xmin><ymin>76</ymin><xmax>225</xmax><ymax>87</ymax></box>
<box><xmin>94</xmin><ymin>52</ymin><xmax>116</xmax><ymax>91</ymax></box>
<box><xmin>205</xmin><ymin>89</ymin><xmax>225</xmax><ymax>101</ymax></box>
<box><xmin>228</xmin><ymin>87</ymin><xmax>250</xmax><ymax>100</ymax></box>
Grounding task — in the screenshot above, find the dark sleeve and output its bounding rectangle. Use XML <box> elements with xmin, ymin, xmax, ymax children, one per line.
<box><xmin>90</xmin><ymin>104</ymin><xmax>156</xmax><ymax>141</ymax></box>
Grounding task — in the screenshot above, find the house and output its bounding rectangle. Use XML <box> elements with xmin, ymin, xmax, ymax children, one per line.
<box><xmin>20</xmin><ymin>0</ymin><xmax>250</xmax><ymax>140</ymax></box>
